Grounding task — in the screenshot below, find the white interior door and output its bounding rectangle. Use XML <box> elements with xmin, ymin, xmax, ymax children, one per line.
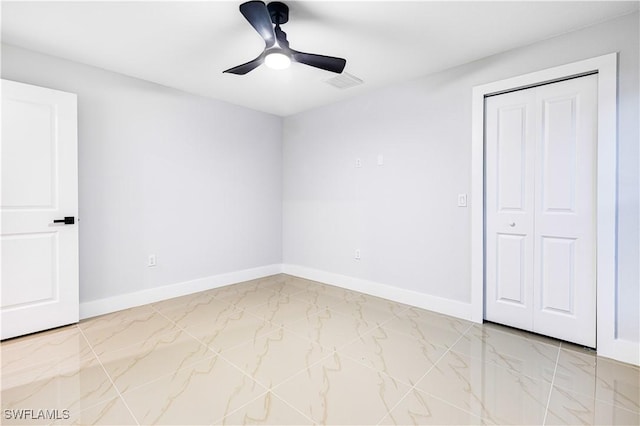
<box><xmin>485</xmin><ymin>88</ymin><xmax>537</xmax><ymax>332</ymax></box>
<box><xmin>532</xmin><ymin>76</ymin><xmax>597</xmax><ymax>346</ymax></box>
<box><xmin>1</xmin><ymin>79</ymin><xmax>79</xmax><ymax>340</ymax></box>
<box><xmin>485</xmin><ymin>75</ymin><xmax>597</xmax><ymax>347</ymax></box>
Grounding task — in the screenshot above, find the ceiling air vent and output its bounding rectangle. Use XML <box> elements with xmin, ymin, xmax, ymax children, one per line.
<box><xmin>324</xmin><ymin>72</ymin><xmax>363</xmax><ymax>89</ymax></box>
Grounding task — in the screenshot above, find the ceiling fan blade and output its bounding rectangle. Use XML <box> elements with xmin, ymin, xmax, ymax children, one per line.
<box><xmin>240</xmin><ymin>1</ymin><xmax>276</xmax><ymax>48</ymax></box>
<box><xmin>223</xmin><ymin>54</ymin><xmax>264</xmax><ymax>75</ymax></box>
<box><xmin>291</xmin><ymin>50</ymin><xmax>346</xmax><ymax>74</ymax></box>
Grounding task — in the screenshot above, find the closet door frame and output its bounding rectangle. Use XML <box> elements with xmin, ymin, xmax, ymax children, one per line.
<box><xmin>471</xmin><ymin>53</ymin><xmax>634</xmax><ymax>365</ymax></box>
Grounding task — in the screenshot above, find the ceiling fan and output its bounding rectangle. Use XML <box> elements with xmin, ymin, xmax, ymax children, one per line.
<box><xmin>223</xmin><ymin>0</ymin><xmax>346</xmax><ymax>75</ymax></box>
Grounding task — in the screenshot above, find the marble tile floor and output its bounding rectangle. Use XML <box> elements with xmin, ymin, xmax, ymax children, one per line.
<box><xmin>1</xmin><ymin>274</ymin><xmax>638</xmax><ymax>425</ymax></box>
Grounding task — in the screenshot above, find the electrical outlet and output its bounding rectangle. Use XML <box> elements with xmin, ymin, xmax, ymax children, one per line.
<box><xmin>148</xmin><ymin>254</ymin><xmax>157</xmax><ymax>267</ymax></box>
<box><xmin>355</xmin><ymin>158</ymin><xmax>362</xmax><ymax>168</ymax></box>
<box><xmin>354</xmin><ymin>249</ymin><xmax>361</xmax><ymax>260</ymax></box>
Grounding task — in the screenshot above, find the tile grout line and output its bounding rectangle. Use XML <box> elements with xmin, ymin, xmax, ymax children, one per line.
<box><xmin>81</xmin><ymin>298</ymin><xmax>271</xmax><ymax>421</ymax></box>
<box><xmin>374</xmin><ymin>322</ymin><xmax>476</xmax><ymax>425</ymax></box>
<box><xmin>76</xmin><ymin>326</ymin><xmax>140</xmax><ymax>426</ymax></box>
<box><xmin>151</xmin><ymin>299</ymin><xmax>269</xmax><ymax>355</ymax></box>
<box><xmin>79</xmin><ymin>307</ymin><xmax>182</xmax><ymax>357</ymax></box>
<box><xmin>140</xmin><ymin>304</ymin><xmax>225</xmax><ymax>375</ymax></box>
<box><xmin>267</xmin><ymin>391</ymin><xmax>318</xmax><ymax>425</ymax></box>
<box><xmin>414</xmin><ymin>323</ymin><xmax>504</xmax><ymax>421</ymax></box>
<box><xmin>150</xmin><ymin>291</ymin><xmax>283</xmax><ymax>385</ymax></box>
<box><xmin>213</xmin><ymin>387</ymin><xmax>317</xmax><ymax>426</ymax></box>
<box><xmin>152</xmin><ymin>299</ymin><xmax>286</xmax><ymax>368</ymax></box>
<box><xmin>84</xmin><ymin>306</ymin><xmax>221</xmax><ymax>398</ymax></box>
<box><xmin>277</xmin><ymin>301</ymin><xmax>414</xmax><ymax>360</ymax></box>
<box><xmin>413</xmin><ymin>322</ymin><xmax>500</xmax><ymax>423</ymax></box>
<box><xmin>328</xmin><ymin>308</ymin><xmax>429</xmax><ymax>374</ymax></box>
<box><xmin>207</xmin><ymin>320</ymin><xmax>336</xmax><ymax>425</ymax></box>
<box><xmin>420</xmin><ymin>322</ymin><xmax>562</xmax><ymax>424</ymax></box>
<box><xmin>242</xmin><ymin>294</ymin><xmax>328</xmax><ymax>329</ymax></box>
<box><xmin>152</xmin><ymin>299</ymin><xmax>336</xmax><ymax>404</ymax></box>
<box><xmin>445</xmin><ymin>325</ymin><xmax>564</xmax><ymax>385</ymax></box>
<box><xmin>149</xmin><ymin>288</ymin><xmax>329</xmax><ymax>392</ymax></box>
<box><xmin>216</xmin><ymin>333</ymin><xmax>336</xmax><ymax>397</ymax></box>
<box><xmin>219</xmin><ymin>293</ymin><xmax>411</xmax><ymax>422</ymax></box>
<box><xmin>550</xmin><ymin>346</ymin><xmax>640</xmax><ymax>413</ymax></box>
<box><xmin>0</xmin><ymin>324</ymin><xmax>88</xmax><ymax>375</ymax></box>
<box><xmin>422</xmin><ymin>323</ymin><xmax>512</xmax><ymax>421</ymax></box>
<box><xmin>541</xmin><ymin>341</ymin><xmax>562</xmax><ymax>425</ymax></box>
<box><xmin>274</xmin><ymin>301</ymin><xmax>471</xmax><ymax>422</ymax></box>
<box><xmin>266</xmin><ymin>349</ymin><xmax>356</xmax><ymax>425</ymax></box>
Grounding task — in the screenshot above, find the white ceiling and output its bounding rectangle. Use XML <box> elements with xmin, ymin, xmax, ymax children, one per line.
<box><xmin>2</xmin><ymin>1</ymin><xmax>637</xmax><ymax>116</ymax></box>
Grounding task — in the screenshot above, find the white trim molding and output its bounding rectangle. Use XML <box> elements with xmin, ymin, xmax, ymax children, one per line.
<box><xmin>472</xmin><ymin>53</ymin><xmax>638</xmax><ymax>366</ymax></box>
<box><xmin>81</xmin><ymin>263</ymin><xmax>475</xmax><ymax>324</ymax></box>
<box><xmin>79</xmin><ymin>264</ymin><xmax>283</xmax><ymax>319</ymax></box>
<box><xmin>282</xmin><ymin>264</ymin><xmax>474</xmax><ymax>321</ymax></box>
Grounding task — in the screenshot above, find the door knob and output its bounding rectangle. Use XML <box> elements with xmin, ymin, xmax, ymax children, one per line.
<box><xmin>509</xmin><ymin>222</ymin><xmax>516</xmax><ymax>227</ymax></box>
<box><xmin>53</xmin><ymin>216</ymin><xmax>75</xmax><ymax>225</ymax></box>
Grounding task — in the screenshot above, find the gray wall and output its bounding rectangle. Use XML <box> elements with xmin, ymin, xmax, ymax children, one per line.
<box><xmin>283</xmin><ymin>12</ymin><xmax>639</xmax><ymax>342</ymax></box>
<box><xmin>1</xmin><ymin>44</ymin><xmax>283</xmax><ymax>303</ymax></box>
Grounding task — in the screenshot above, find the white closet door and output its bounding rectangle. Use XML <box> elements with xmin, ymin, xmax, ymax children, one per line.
<box><xmin>1</xmin><ymin>79</ymin><xmax>79</xmax><ymax>340</ymax></box>
<box><xmin>533</xmin><ymin>75</ymin><xmax>597</xmax><ymax>347</ymax></box>
<box><xmin>484</xmin><ymin>75</ymin><xmax>597</xmax><ymax>347</ymax></box>
<box><xmin>485</xmin><ymin>89</ymin><xmax>536</xmax><ymax>332</ymax></box>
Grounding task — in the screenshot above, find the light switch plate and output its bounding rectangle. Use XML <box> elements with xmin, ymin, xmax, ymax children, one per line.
<box><xmin>457</xmin><ymin>194</ymin><xmax>467</xmax><ymax>207</ymax></box>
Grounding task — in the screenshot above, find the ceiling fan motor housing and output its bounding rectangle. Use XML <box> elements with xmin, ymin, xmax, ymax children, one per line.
<box><xmin>268</xmin><ymin>2</ymin><xmax>289</xmax><ymax>25</ymax></box>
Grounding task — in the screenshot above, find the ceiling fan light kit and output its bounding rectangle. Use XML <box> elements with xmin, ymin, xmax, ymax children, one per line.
<box><xmin>264</xmin><ymin>51</ymin><xmax>291</xmax><ymax>69</ymax></box>
<box><xmin>224</xmin><ymin>0</ymin><xmax>346</xmax><ymax>75</ymax></box>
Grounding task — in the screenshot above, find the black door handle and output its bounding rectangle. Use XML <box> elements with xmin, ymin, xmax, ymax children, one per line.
<box><xmin>53</xmin><ymin>216</ymin><xmax>75</xmax><ymax>225</ymax></box>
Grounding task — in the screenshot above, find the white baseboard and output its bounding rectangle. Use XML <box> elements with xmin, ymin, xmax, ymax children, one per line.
<box><xmin>79</xmin><ymin>264</ymin><xmax>283</xmax><ymax>320</ymax></box>
<box><xmin>80</xmin><ymin>263</ymin><xmax>474</xmax><ymax>323</ymax></box>
<box><xmin>282</xmin><ymin>264</ymin><xmax>474</xmax><ymax>321</ymax></box>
